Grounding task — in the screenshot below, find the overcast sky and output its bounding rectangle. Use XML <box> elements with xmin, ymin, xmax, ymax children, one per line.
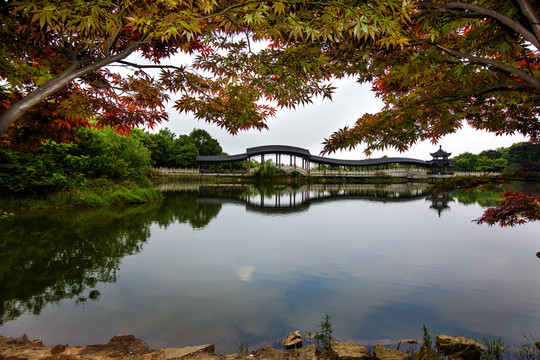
<box><xmin>154</xmin><ymin>73</ymin><xmax>528</xmax><ymax>161</ymax></box>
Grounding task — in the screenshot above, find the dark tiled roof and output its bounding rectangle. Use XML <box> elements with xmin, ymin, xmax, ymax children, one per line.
<box><xmin>247</xmin><ymin>145</ymin><xmax>311</xmax><ymax>157</ymax></box>
<box><xmin>196</xmin><ymin>145</ymin><xmax>430</xmax><ymax>167</ymax></box>
<box><xmin>430</xmin><ymin>145</ymin><xmax>451</xmax><ymax>157</ymax></box>
<box><xmin>309</xmin><ymin>155</ymin><xmax>428</xmax><ymax>167</ymax></box>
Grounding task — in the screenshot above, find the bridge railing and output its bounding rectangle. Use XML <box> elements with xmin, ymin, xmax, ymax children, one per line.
<box><xmin>452</xmin><ymin>171</ymin><xmax>500</xmax><ymax>177</ymax></box>
<box><xmin>310</xmin><ymin>168</ymin><xmax>428</xmax><ymax>178</ymax></box>
<box><xmin>154</xmin><ymin>168</ymin><xmax>199</xmax><ymax>175</ymax></box>
<box><xmin>154</xmin><ymin>167</ymin><xmax>500</xmax><ymax>178</ymax></box>
<box><xmin>278</xmin><ymin>165</ymin><xmax>308</xmax><ymax>175</ymax></box>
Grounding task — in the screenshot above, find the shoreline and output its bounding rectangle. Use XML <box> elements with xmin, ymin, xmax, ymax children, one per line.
<box><xmin>1</xmin><ymin>332</ymin><xmax>539</xmax><ymax>360</ymax></box>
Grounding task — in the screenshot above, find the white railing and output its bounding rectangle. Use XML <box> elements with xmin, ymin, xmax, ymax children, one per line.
<box><xmin>310</xmin><ymin>168</ymin><xmax>428</xmax><ymax>178</ymax></box>
<box><xmin>154</xmin><ymin>168</ymin><xmax>199</xmax><ymax>175</ymax></box>
<box><xmin>154</xmin><ymin>167</ymin><xmax>500</xmax><ymax>178</ymax></box>
<box><xmin>452</xmin><ymin>171</ymin><xmax>500</xmax><ymax>177</ymax></box>
<box><xmin>278</xmin><ymin>165</ymin><xmax>308</xmax><ymax>175</ymax></box>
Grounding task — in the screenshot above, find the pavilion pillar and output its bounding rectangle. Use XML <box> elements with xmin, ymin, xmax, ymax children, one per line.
<box><xmin>247</xmin><ymin>157</ymin><xmax>251</xmax><ymax>174</ymax></box>
<box><xmin>262</xmin><ymin>154</ymin><xmax>265</xmax><ymax>167</ymax></box>
<box><xmin>294</xmin><ymin>156</ymin><xmax>296</xmax><ymax>169</ymax></box>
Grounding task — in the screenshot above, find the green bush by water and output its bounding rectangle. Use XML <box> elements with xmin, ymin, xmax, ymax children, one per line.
<box><xmin>0</xmin><ymin>180</ymin><xmax>162</xmax><ymax>210</ymax></box>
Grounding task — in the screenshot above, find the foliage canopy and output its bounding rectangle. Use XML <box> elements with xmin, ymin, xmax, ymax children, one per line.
<box><xmin>0</xmin><ymin>0</ymin><xmax>412</xmax><ymax>148</ymax></box>
<box><xmin>322</xmin><ymin>0</ymin><xmax>539</xmax><ymax>155</ymax></box>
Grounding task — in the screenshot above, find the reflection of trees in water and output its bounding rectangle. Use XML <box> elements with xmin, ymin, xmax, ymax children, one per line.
<box><xmin>0</xmin><ymin>205</ymin><xmax>154</xmax><ymax>324</ymax></box>
<box><xmin>0</xmin><ymin>193</ymin><xmax>223</xmax><ymax>324</ymax></box>
<box><xmin>155</xmin><ymin>191</ymin><xmax>223</xmax><ymax>229</ymax></box>
<box><xmin>451</xmin><ymin>181</ymin><xmax>537</xmax><ymax>208</ymax></box>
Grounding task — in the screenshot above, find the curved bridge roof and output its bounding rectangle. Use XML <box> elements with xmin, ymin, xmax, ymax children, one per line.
<box><xmin>196</xmin><ymin>145</ymin><xmax>429</xmax><ymax>167</ymax></box>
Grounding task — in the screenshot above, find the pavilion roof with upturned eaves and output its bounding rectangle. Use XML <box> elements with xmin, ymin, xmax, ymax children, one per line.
<box><xmin>430</xmin><ymin>146</ymin><xmax>451</xmax><ymax>158</ymax></box>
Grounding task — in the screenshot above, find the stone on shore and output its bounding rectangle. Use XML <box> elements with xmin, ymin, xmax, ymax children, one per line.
<box><xmin>233</xmin><ymin>345</ymin><xmax>288</xmax><ymax>360</ymax></box>
<box><xmin>373</xmin><ymin>344</ymin><xmax>411</xmax><ymax>360</ymax></box>
<box><xmin>107</xmin><ymin>334</ymin><xmax>149</xmax><ymax>354</ymax></box>
<box><xmin>447</xmin><ymin>345</ymin><xmax>483</xmax><ymax>360</ymax></box>
<box><xmin>162</xmin><ymin>344</ymin><xmax>215</xmax><ymax>360</ymax></box>
<box><xmin>535</xmin><ymin>341</ymin><xmax>540</xmax><ymax>351</ymax></box>
<box><xmin>436</xmin><ymin>335</ymin><xmax>484</xmax><ymax>354</ymax></box>
<box><xmin>296</xmin><ymin>344</ymin><xmax>320</xmax><ymax>360</ymax></box>
<box><xmin>436</xmin><ymin>335</ymin><xmax>484</xmax><ymax>360</ymax></box>
<box><xmin>284</xmin><ymin>331</ymin><xmax>303</xmax><ymax>349</ymax></box>
<box><xmin>411</xmin><ymin>346</ymin><xmax>443</xmax><ymax>360</ymax></box>
<box><xmin>328</xmin><ymin>342</ymin><xmax>370</xmax><ymax>360</ymax></box>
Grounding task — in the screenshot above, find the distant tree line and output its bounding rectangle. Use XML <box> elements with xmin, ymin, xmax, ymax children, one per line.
<box><xmin>0</xmin><ymin>127</ymin><xmax>222</xmax><ymax>194</ymax></box>
<box><xmin>131</xmin><ymin>128</ymin><xmax>223</xmax><ymax>168</ymax></box>
<box><xmin>451</xmin><ymin>142</ymin><xmax>540</xmax><ymax>173</ymax></box>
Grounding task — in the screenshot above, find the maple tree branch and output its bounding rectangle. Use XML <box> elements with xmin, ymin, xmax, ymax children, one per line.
<box><xmin>417</xmin><ymin>80</ymin><xmax>536</xmax><ymax>106</ymax></box>
<box><xmin>433</xmin><ymin>43</ymin><xmax>540</xmax><ymax>89</ymax></box>
<box><xmin>201</xmin><ymin>0</ymin><xmax>260</xmax><ymax>20</ymax></box>
<box><xmin>106</xmin><ymin>0</ymin><xmax>124</xmax><ymax>55</ymax></box>
<box><xmin>436</xmin><ymin>2</ymin><xmax>540</xmax><ymax>51</ymax></box>
<box><xmin>515</xmin><ymin>0</ymin><xmax>540</xmax><ymax>47</ymax></box>
<box><xmin>117</xmin><ymin>60</ymin><xmax>186</xmax><ymax>71</ymax></box>
<box><xmin>0</xmin><ymin>36</ymin><xmax>148</xmax><ymax>135</ymax></box>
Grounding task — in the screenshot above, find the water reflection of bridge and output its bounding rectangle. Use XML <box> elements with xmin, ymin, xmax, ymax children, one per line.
<box><xmin>158</xmin><ymin>183</ymin><xmax>453</xmax><ymax>215</ymax></box>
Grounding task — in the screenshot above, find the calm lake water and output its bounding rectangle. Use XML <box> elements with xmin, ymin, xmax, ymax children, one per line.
<box><xmin>1</xmin><ymin>182</ymin><xmax>539</xmax><ymax>353</ymax></box>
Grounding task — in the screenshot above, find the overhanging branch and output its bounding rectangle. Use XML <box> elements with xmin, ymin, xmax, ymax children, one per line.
<box><xmin>516</xmin><ymin>0</ymin><xmax>540</xmax><ymax>46</ymax></box>
<box><xmin>419</xmin><ymin>1</ymin><xmax>540</xmax><ymax>50</ymax></box>
<box><xmin>434</xmin><ymin>43</ymin><xmax>540</xmax><ymax>89</ymax></box>
<box><xmin>417</xmin><ymin>80</ymin><xmax>536</xmax><ymax>106</ymax></box>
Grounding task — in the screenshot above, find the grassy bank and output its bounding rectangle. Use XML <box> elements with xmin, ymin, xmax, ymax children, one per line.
<box><xmin>0</xmin><ymin>180</ymin><xmax>163</xmax><ymax>210</ymax></box>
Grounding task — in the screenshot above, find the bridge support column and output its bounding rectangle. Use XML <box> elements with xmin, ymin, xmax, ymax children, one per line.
<box><xmin>261</xmin><ymin>154</ymin><xmax>265</xmax><ymax>167</ymax></box>
<box><xmin>247</xmin><ymin>157</ymin><xmax>251</xmax><ymax>174</ymax></box>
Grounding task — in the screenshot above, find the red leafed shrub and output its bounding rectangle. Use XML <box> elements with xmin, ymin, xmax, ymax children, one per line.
<box><xmin>474</xmin><ymin>191</ymin><xmax>540</xmax><ymax>227</ymax></box>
